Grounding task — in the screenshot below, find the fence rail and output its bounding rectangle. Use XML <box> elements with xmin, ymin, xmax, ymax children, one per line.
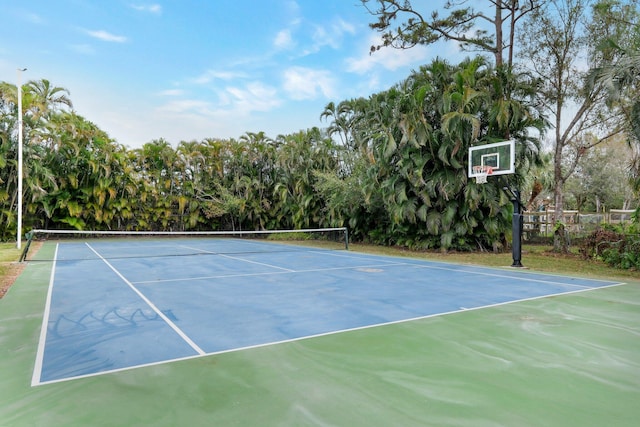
<box><xmin>523</xmin><ymin>209</ymin><xmax>636</xmax><ymax>238</ymax></box>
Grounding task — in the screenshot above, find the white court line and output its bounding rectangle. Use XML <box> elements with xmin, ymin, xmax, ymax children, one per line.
<box><xmin>180</xmin><ymin>245</ymin><xmax>296</xmax><ymax>272</ymax></box>
<box><xmin>408</xmin><ymin>263</ymin><xmax>601</xmax><ymax>289</ymax></box>
<box><xmin>33</xmin><ymin>281</ymin><xmax>629</xmax><ymax>386</ymax></box>
<box><xmin>85</xmin><ymin>242</ymin><xmax>206</xmax><ymax>356</ymax></box>
<box><xmin>417</xmin><ymin>261</ymin><xmax>619</xmax><ymax>285</ymax></box>
<box><xmin>132</xmin><ymin>262</ymin><xmax>407</xmax><ymax>284</ymax></box>
<box><xmin>31</xmin><ymin>244</ymin><xmax>59</xmax><ymax>386</ymax></box>
<box><xmin>139</xmin><ymin>251</ymin><xmax>611</xmax><ymax>290</ymax></box>
<box><xmin>304</xmin><ymin>249</ymin><xmax>617</xmax><ymax>289</ymax></box>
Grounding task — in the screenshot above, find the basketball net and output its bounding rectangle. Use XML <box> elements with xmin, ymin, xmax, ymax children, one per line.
<box><xmin>473</xmin><ymin>165</ymin><xmax>493</xmax><ymax>184</ymax></box>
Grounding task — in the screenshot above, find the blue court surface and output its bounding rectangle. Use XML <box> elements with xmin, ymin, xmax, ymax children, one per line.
<box><xmin>33</xmin><ymin>238</ymin><xmax>621</xmax><ymax>386</ymax></box>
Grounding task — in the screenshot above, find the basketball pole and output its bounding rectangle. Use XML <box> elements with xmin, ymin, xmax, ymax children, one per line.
<box><xmin>16</xmin><ymin>67</ymin><xmax>27</xmax><ymax>250</ymax></box>
<box><xmin>504</xmin><ymin>186</ymin><xmax>524</xmax><ymax>267</ymax></box>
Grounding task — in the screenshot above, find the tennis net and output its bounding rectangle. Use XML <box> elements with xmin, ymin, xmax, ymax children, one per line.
<box><xmin>20</xmin><ymin>227</ymin><xmax>349</xmax><ymax>262</ymax></box>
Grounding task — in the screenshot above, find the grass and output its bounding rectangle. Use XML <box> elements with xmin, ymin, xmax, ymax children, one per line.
<box><xmin>0</xmin><ymin>242</ymin><xmax>25</xmax><ymax>298</ymax></box>
<box><xmin>0</xmin><ymin>242</ymin><xmax>22</xmax><ymax>262</ymax></box>
<box><xmin>347</xmin><ymin>242</ymin><xmax>640</xmax><ymax>282</ymax></box>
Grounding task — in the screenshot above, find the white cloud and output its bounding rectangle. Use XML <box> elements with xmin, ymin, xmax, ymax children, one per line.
<box><xmin>274</xmin><ymin>29</ymin><xmax>294</xmax><ymax>50</ymax></box>
<box><xmin>346</xmin><ymin>34</ymin><xmax>431</xmax><ymax>73</ymax></box>
<box><xmin>69</xmin><ymin>44</ymin><xmax>96</xmax><ymax>55</ymax></box>
<box><xmin>316</xmin><ymin>18</ymin><xmax>356</xmax><ymax>48</ymax></box>
<box><xmin>130</xmin><ymin>4</ymin><xmax>162</xmax><ymax>14</ymax></box>
<box><xmin>283</xmin><ymin>67</ymin><xmax>335</xmax><ymax>100</ymax></box>
<box><xmin>85</xmin><ymin>30</ymin><xmax>128</xmax><ymax>43</ymax></box>
<box><xmin>224</xmin><ymin>82</ymin><xmax>281</xmax><ymax>113</ymax></box>
<box><xmin>157</xmin><ymin>99</ymin><xmax>212</xmax><ymax>114</ymax></box>
<box><xmin>302</xmin><ymin>18</ymin><xmax>357</xmax><ymax>55</ymax></box>
<box><xmin>24</xmin><ymin>12</ymin><xmax>45</xmax><ymax>24</ymax></box>
<box><xmin>157</xmin><ymin>81</ymin><xmax>280</xmax><ymax>123</ymax></box>
<box><xmin>157</xmin><ymin>89</ymin><xmax>184</xmax><ymax>96</ymax></box>
<box><xmin>309</xmin><ymin>26</ymin><xmax>329</xmax><ymax>50</ymax></box>
<box><xmin>335</xmin><ymin>18</ymin><xmax>356</xmax><ymax>34</ymax></box>
<box><xmin>192</xmin><ymin>70</ymin><xmax>246</xmax><ymax>85</ymax></box>
<box><xmin>365</xmin><ymin>73</ymin><xmax>381</xmax><ymax>91</ymax></box>
<box><xmin>283</xmin><ymin>0</ymin><xmax>301</xmax><ymax>16</ymax></box>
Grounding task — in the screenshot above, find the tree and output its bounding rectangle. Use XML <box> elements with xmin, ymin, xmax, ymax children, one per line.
<box><xmin>0</xmin><ymin>79</ymin><xmax>73</xmax><ymax>237</ymax></box>
<box><xmin>25</xmin><ymin>79</ymin><xmax>73</xmax><ymax>122</ymax></box>
<box><xmin>273</xmin><ymin>128</ymin><xmax>339</xmax><ymax>230</ymax></box>
<box><xmin>361</xmin><ymin>0</ymin><xmax>545</xmax><ymax>67</ymax></box>
<box><xmin>132</xmin><ymin>139</ymin><xmax>181</xmax><ymax>229</ymax></box>
<box><xmin>320</xmin><ymin>57</ymin><xmax>544</xmax><ymax>250</ymax></box>
<box><xmin>517</xmin><ymin>0</ymin><xmax>639</xmax><ymax>251</ymax></box>
<box><xmin>564</xmin><ymin>136</ymin><xmax>638</xmax><ymax>211</ymax></box>
<box><xmin>590</xmin><ymin>29</ymin><xmax>640</xmax><ymax>191</ymax></box>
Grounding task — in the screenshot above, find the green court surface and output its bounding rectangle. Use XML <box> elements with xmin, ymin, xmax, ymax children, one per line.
<box><xmin>1</xmin><ymin>244</ymin><xmax>639</xmax><ymax>427</ymax></box>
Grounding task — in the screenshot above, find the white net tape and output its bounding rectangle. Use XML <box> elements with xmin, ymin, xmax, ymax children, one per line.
<box><xmin>21</xmin><ymin>227</ymin><xmax>350</xmax><ymax>261</ymax></box>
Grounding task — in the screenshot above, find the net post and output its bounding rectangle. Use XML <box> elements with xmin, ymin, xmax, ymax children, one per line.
<box><xmin>343</xmin><ymin>227</ymin><xmax>349</xmax><ymax>250</ymax></box>
<box><xmin>19</xmin><ymin>230</ymin><xmax>34</xmax><ymax>262</ymax></box>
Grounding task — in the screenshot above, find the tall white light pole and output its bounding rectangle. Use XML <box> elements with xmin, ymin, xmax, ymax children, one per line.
<box><xmin>16</xmin><ymin>68</ymin><xmax>27</xmax><ymax>250</ymax></box>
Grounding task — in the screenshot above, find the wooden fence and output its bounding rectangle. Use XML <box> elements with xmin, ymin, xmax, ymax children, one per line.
<box><xmin>523</xmin><ymin>209</ymin><xmax>636</xmax><ymax>238</ymax></box>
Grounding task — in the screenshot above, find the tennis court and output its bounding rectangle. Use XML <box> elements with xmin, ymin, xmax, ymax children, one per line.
<box><xmin>2</xmin><ymin>233</ymin><xmax>640</xmax><ymax>426</ymax></box>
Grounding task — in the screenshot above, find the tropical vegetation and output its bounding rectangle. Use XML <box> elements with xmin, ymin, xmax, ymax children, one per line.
<box><xmin>1</xmin><ymin>0</ymin><xmax>639</xmax><ymax>259</ymax></box>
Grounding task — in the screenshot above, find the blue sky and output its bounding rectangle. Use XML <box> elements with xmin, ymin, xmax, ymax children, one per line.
<box><xmin>0</xmin><ymin>1</ymin><xmax>460</xmax><ymax>148</ymax></box>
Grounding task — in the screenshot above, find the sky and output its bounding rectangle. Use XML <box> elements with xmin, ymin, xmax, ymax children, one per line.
<box><xmin>0</xmin><ymin>0</ymin><xmax>461</xmax><ymax>148</ymax></box>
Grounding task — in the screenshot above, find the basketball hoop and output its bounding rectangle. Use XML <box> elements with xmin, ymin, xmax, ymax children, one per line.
<box><xmin>468</xmin><ymin>139</ymin><xmax>516</xmax><ymax>183</ymax></box>
<box><xmin>472</xmin><ymin>165</ymin><xmax>493</xmax><ymax>184</ymax></box>
<box><xmin>475</xmin><ymin>173</ymin><xmax>488</xmax><ymax>184</ymax></box>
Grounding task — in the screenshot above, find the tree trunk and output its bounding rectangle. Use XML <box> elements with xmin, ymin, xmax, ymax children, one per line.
<box><xmin>552</xmin><ymin>190</ymin><xmax>568</xmax><ymax>253</ymax></box>
<box><xmin>494</xmin><ymin>2</ymin><xmax>503</xmax><ymax>67</ymax></box>
<box><xmin>553</xmin><ymin>137</ymin><xmax>569</xmax><ymax>253</ymax></box>
<box><xmin>507</xmin><ymin>0</ymin><xmax>516</xmax><ymax>67</ymax></box>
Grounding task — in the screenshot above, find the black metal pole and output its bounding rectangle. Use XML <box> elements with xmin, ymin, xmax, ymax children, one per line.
<box><xmin>510</xmin><ymin>189</ymin><xmax>524</xmax><ymax>267</ymax></box>
<box><xmin>344</xmin><ymin>227</ymin><xmax>349</xmax><ymax>250</ymax></box>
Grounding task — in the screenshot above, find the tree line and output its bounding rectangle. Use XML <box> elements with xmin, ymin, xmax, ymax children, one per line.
<box><xmin>1</xmin><ymin>0</ymin><xmax>639</xmax><ymax>253</ymax></box>
<box><xmin>1</xmin><ymin>57</ymin><xmax>545</xmax><ymax>250</ymax></box>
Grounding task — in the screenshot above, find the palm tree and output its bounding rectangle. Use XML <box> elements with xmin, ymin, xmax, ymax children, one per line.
<box><xmin>0</xmin><ymin>80</ymin><xmax>72</xmax><ymax>235</ymax></box>
<box><xmin>338</xmin><ymin>57</ymin><xmax>544</xmax><ymax>250</ymax></box>
<box><xmin>25</xmin><ymin>79</ymin><xmax>72</xmax><ymax>121</ymax></box>
<box><xmin>131</xmin><ymin>139</ymin><xmax>181</xmax><ymax>230</ymax></box>
<box><xmin>30</xmin><ymin>112</ymin><xmax>126</xmax><ymax>230</ymax></box>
